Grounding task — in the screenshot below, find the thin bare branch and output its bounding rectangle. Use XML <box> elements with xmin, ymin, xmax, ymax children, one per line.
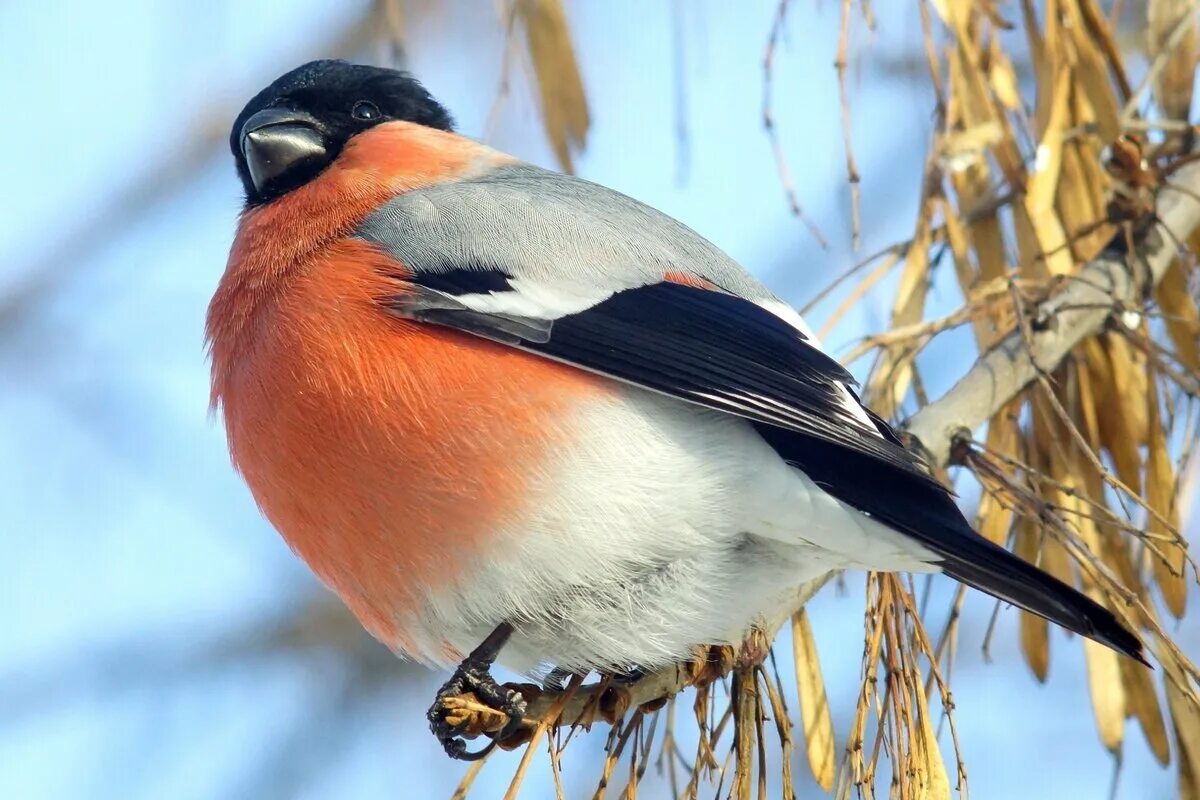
<box><xmin>762</xmin><ymin>0</ymin><xmax>829</xmax><ymax>248</ymax></box>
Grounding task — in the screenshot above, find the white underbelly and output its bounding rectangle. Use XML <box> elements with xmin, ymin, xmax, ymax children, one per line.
<box><xmin>396</xmin><ymin>385</ymin><xmax>936</xmax><ymax>675</ymax></box>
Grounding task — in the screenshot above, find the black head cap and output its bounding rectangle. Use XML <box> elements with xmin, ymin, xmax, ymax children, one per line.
<box><xmin>231</xmin><ymin>60</ymin><xmax>454</xmax><ymax>206</ymax></box>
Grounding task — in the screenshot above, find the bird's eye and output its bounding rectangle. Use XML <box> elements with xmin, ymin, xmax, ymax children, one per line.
<box><xmin>351</xmin><ymin>101</ymin><xmax>381</xmax><ymax>121</ymax></box>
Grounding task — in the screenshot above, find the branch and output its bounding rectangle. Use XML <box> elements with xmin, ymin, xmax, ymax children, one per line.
<box><xmin>903</xmin><ymin>159</ymin><xmax>1200</xmax><ymax>468</ymax></box>
<box><xmin>440</xmin><ymin>577</ymin><xmax>831</xmax><ymax>740</ymax></box>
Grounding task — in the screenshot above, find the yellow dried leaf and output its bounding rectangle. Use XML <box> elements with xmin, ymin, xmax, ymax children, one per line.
<box><xmin>988</xmin><ymin>40</ymin><xmax>1022</xmax><ymax>110</ymax></box>
<box><xmin>1023</xmin><ymin>64</ymin><xmax>1074</xmax><ymax>276</ymax></box>
<box><xmin>1034</xmin><ymin>0</ymin><xmax>1066</xmax><ymax>124</ymax></box>
<box><xmin>1035</xmin><ymin>413</ymin><xmax>1130</xmax><ymax>751</ymax></box>
<box><xmin>1057</xmin><ymin>145</ymin><xmax>1111</xmax><ymax>263</ymax></box>
<box><xmin>1146</xmin><ymin>370</ymin><xmax>1187</xmax><ymax>618</ymax></box>
<box><xmin>945</xmin><ymin>39</ymin><xmax>1016</xmax><ymax>273</ymax></box>
<box><xmin>1166</xmin><ymin>657</ymin><xmax>1200</xmax><ymax>798</ymax></box>
<box><xmin>1074</xmin><ymin>359</ymin><xmax>1102</xmax><ymax>452</ymax></box>
<box><xmin>1028</xmin><ymin>65</ymin><xmax>1071</xmax><ymax>212</ymax></box>
<box><xmin>1084</xmin><ymin>637</ymin><xmax>1128</xmax><ymax>753</ymax></box>
<box><xmin>515</xmin><ymin>0</ymin><xmax>589</xmax><ymax>173</ymax></box>
<box><xmin>1063</xmin><ymin>0</ymin><xmax>1121</xmax><ymax>141</ymax></box>
<box><xmin>1156</xmin><ymin>257</ymin><xmax>1200</xmax><ymax>373</ymax></box>
<box><xmin>913</xmin><ymin>686</ymin><xmax>952</xmax><ymax>800</ymax></box>
<box><xmin>1070</xmin><ymin>369</ymin><xmax>1149</xmax><ymax>602</ymax></box>
<box><xmin>949</xmin><ymin>0</ymin><xmax>976</xmax><ymax>30</ymax></box>
<box><xmin>946</xmin><ymin>152</ymin><xmax>1008</xmax><ymax>343</ymax></box>
<box><xmin>1149</xmin><ymin>0</ymin><xmax>1198</xmax><ymax>123</ymax></box>
<box><xmin>977</xmin><ymin>488</ymin><xmax>1014</xmax><ymax>546</ymax></box>
<box><xmin>892</xmin><ymin>213</ymin><xmax>932</xmax><ymax>310</ymax></box>
<box><xmin>949</xmin><ymin>47</ymin><xmax>993</xmax><ymax>129</ymax></box>
<box><xmin>940</xmin><ymin>196</ymin><xmax>976</xmax><ymax>316</ymax></box>
<box><xmin>1017</xmin><ymin>518</ymin><xmax>1051</xmax><ymax>681</ymax></box>
<box><xmin>1083</xmin><ymin>338</ymin><xmax>1144</xmax><ymax>494</ymax></box>
<box><xmin>1058</xmin><ymin>457</ymin><xmax>1130</xmax><ymax>753</ymax></box>
<box><xmin>870</xmin><ymin>189</ymin><xmax>936</xmax><ymax>415</ymax></box>
<box><xmin>1185</xmin><ymin>757</ymin><xmax>1200</xmax><ymax>800</ymax></box>
<box><xmin>1056</xmin><ymin>86</ymin><xmax>1112</xmax><ymax>261</ymax></box>
<box><xmin>791</xmin><ymin>610</ymin><xmax>836</xmax><ymax>791</ymax></box>
<box><xmin>1014</xmin><ymin>206</ymin><xmax>1049</xmax><ymax>281</ymax></box>
<box><xmin>1020</xmin><ymin>0</ymin><xmax>1045</xmax><ymax>58</ymax></box>
<box><xmin>1121</xmin><ymin>654</ymin><xmax>1171</xmax><ymax>764</ymax></box>
<box><xmin>978</xmin><ymin>399</ymin><xmax>1022</xmax><ymax>543</ymax></box>
<box><xmin>962</xmin><ymin>210</ymin><xmax>1008</xmax><ymax>319</ymax></box>
<box><xmin>942</xmin><ymin>122</ymin><xmax>1003</xmax><ymax>169</ymax></box>
<box><xmin>1098</xmin><ymin>515</ymin><xmax>1148</xmax><ymax>603</ymax></box>
<box><xmin>1107</xmin><ymin>333</ymin><xmax>1150</xmax><ymax>444</ymax></box>
<box><xmin>944</xmin><ymin>7</ymin><xmax>1025</xmax><ymax>185</ymax></box>
<box><xmin>1020</xmin><ymin>608</ymin><xmax>1051</xmax><ymax>682</ymax></box>
<box><xmin>928</xmin><ymin>0</ymin><xmax>952</xmax><ymax>25</ymax></box>
<box><xmin>1078</xmin><ymin>0</ymin><xmax>1133</xmax><ymax>101</ymax></box>
<box><xmin>1043</xmin><ymin>533</ymin><xmax>1075</xmax><ymax>587</ymax></box>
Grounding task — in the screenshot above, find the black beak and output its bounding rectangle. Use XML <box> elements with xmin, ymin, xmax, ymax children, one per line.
<box><xmin>240</xmin><ymin>108</ymin><xmax>328</xmax><ymax>196</ymax></box>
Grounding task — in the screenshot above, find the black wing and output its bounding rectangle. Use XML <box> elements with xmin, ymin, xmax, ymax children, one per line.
<box><xmin>387</xmin><ymin>276</ymin><xmax>1146</xmax><ymax>664</ymax></box>
<box><xmin>393</xmin><ymin>277</ymin><xmax>936</xmax><ymax>483</ymax></box>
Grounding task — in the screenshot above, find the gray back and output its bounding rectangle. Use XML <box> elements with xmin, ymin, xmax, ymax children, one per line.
<box><xmin>354</xmin><ymin>163</ymin><xmax>777</xmax><ymax>304</ymax></box>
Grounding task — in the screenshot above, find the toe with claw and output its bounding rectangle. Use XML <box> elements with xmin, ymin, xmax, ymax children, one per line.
<box><xmin>426</xmin><ymin>623</ymin><xmax>527</xmax><ymax>760</ymax></box>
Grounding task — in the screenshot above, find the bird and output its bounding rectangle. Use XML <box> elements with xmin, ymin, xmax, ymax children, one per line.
<box><xmin>208</xmin><ymin>59</ymin><xmax>1146</xmax><ymax>760</ymax></box>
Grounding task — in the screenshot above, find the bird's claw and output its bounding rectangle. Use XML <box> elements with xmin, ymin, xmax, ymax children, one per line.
<box><xmin>428</xmin><ymin>663</ymin><xmax>528</xmax><ymax>761</ymax></box>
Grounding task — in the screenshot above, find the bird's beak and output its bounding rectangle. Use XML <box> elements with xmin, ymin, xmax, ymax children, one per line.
<box><xmin>240</xmin><ymin>108</ymin><xmax>328</xmax><ymax>196</ymax></box>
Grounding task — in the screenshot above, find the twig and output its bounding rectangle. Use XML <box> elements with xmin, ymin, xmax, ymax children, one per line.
<box><xmin>485</xmin><ymin>0</ymin><xmax>521</xmax><ymax>141</ymax></box>
<box><xmin>1119</xmin><ymin>0</ymin><xmax>1199</xmax><ymax>127</ymax></box>
<box><xmin>375</xmin><ymin>0</ymin><xmax>409</xmax><ymax>67</ymax></box>
<box><xmin>511</xmin><ymin>578</ymin><xmax>829</xmax><ymax>731</ymax></box>
<box><xmin>903</xmin><ymin>159</ymin><xmax>1200</xmax><ymax>467</ymax></box>
<box><xmin>451</xmin><ymin>756</ymin><xmax>492</xmax><ymax>800</ymax></box>
<box><xmin>502</xmin><ymin>675</ymin><xmax>583</xmax><ymax>800</ymax></box>
<box><xmin>835</xmin><ymin>0</ymin><xmax>863</xmax><ymax>248</ymax></box>
<box><xmin>761</xmin><ymin>0</ymin><xmax>829</xmax><ymax>248</ymax></box>
<box><xmin>801</xmin><ymin>240</ymin><xmax>906</xmax><ymax>317</ymax></box>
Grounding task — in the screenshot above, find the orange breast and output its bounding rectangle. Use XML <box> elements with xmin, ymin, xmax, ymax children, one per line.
<box><xmin>215</xmin><ymin>238</ymin><xmax>604</xmax><ymax>650</ymax></box>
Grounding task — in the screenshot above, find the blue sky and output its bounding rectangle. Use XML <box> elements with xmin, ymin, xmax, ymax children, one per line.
<box><xmin>0</xmin><ymin>1</ymin><xmax>1190</xmax><ymax>798</ymax></box>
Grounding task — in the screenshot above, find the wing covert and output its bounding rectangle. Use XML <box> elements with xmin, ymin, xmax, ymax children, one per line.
<box><xmin>358</xmin><ymin>161</ymin><xmax>937</xmax><ymax>484</ymax></box>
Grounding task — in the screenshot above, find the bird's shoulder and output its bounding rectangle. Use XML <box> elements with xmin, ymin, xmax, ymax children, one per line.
<box><xmin>355</xmin><ymin>160</ymin><xmax>779</xmax><ymax>306</ymax></box>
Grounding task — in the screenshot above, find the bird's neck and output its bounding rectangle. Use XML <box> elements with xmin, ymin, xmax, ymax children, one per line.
<box><xmin>205</xmin><ymin>121</ymin><xmax>514</xmax><ymax>410</ymax></box>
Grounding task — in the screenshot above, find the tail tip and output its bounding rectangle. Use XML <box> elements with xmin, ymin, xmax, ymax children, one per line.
<box><xmin>1094</xmin><ymin>619</ymin><xmax>1151</xmax><ymax>668</ymax></box>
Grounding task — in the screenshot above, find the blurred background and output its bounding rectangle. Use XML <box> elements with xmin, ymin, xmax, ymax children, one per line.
<box><xmin>1</xmin><ymin>1</ymin><xmax>1194</xmax><ymax>798</ymax></box>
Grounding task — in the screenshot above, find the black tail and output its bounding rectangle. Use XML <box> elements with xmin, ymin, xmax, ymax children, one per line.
<box><xmin>931</xmin><ymin>529</ymin><xmax>1147</xmax><ymax>665</ymax></box>
<box><xmin>754</xmin><ymin>424</ymin><xmax>1148</xmax><ymax>665</ymax></box>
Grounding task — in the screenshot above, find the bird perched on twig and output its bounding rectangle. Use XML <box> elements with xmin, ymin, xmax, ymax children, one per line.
<box><xmin>208</xmin><ymin>60</ymin><xmax>1146</xmax><ymax>761</ymax></box>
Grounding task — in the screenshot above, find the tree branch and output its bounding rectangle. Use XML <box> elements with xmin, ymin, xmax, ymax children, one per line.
<box><xmin>903</xmin><ymin>160</ymin><xmax>1200</xmax><ymax>468</ymax></box>
<box><xmin>439</xmin><ymin>577</ymin><xmax>831</xmax><ymax>739</ymax></box>
<box><xmin>526</xmin><ymin>578</ymin><xmax>831</xmax><ymax>725</ymax></box>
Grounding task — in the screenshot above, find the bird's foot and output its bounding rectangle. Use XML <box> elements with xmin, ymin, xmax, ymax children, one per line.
<box><xmin>736</xmin><ymin>627</ymin><xmax>771</xmax><ymax>669</ymax></box>
<box><xmin>541</xmin><ymin>665</ymin><xmax>578</xmax><ymax>692</ymax></box>
<box><xmin>610</xmin><ymin>664</ymin><xmax>649</xmax><ymax>685</ymax></box>
<box><xmin>689</xmin><ymin>629</ymin><xmax>770</xmax><ymax>687</ymax></box>
<box><xmin>427</xmin><ymin>623</ymin><xmax>526</xmax><ymax>761</ymax></box>
<box><xmin>543</xmin><ymin>664</ymin><xmax>639</xmax><ymax>692</ymax></box>
<box><xmin>428</xmin><ymin>665</ymin><xmax>528</xmax><ymax>760</ymax></box>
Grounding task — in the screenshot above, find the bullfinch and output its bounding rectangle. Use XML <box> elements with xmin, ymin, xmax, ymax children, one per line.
<box><xmin>208</xmin><ymin>60</ymin><xmax>1145</xmax><ymax>759</ymax></box>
